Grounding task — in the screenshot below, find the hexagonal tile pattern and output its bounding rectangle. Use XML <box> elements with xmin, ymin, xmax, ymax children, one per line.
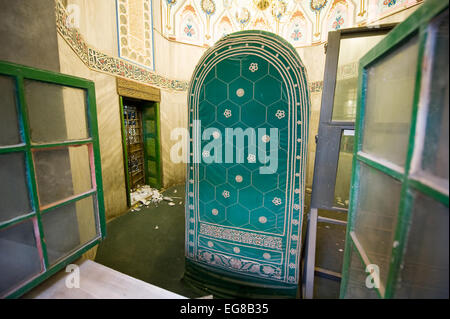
<box><xmin>266</xmin><ymin>100</ymin><xmax>288</xmax><ymax>128</ymax></box>
<box><xmin>216</xmin><ymin>59</ymin><xmax>241</xmax><ymax>83</ymax></box>
<box><xmin>238</xmin><ymin>186</ymin><xmax>263</xmax><ymax>210</ymax></box>
<box><xmin>202</xmin><ymin>201</ymin><xmax>226</xmax><ymax>224</ymax></box>
<box><xmin>251</xmin><ymin>170</ymin><xmax>278</xmax><ymax>192</ymax></box>
<box><xmin>203</xmin><ymin>66</ymin><xmax>216</xmax><ymax>85</ymax></box>
<box><xmin>242</xmin><ymin>56</ymin><xmax>269</xmax><ymax>82</ymax></box>
<box><xmin>279</xmin><ymin>128</ymin><xmax>289</xmax><ymax>151</ymax></box>
<box><xmin>241</xmin><ymin>100</ymin><xmax>266</xmax><ymax>127</ymax></box>
<box><xmin>227</xmin><ymin>165</ymin><xmax>251</xmax><ymax>188</ymax></box>
<box><xmin>226</xmin><ymin>204</ymin><xmax>250</xmax><ymax>227</ymax></box>
<box><xmin>229</xmin><ymin>77</ymin><xmax>253</xmax><ymax>104</ymax></box>
<box><xmin>187</xmin><ymin>33</ymin><xmax>310</xmax><ymax>283</ymax></box>
<box><xmin>205</xmin><ymin>164</ymin><xmax>227</xmax><ymax>186</ymax></box>
<box><xmin>205</xmin><ymin>78</ymin><xmax>227</xmax><ymax>105</ymax></box>
<box><xmin>217</xmin><ymin>100</ymin><xmax>240</xmax><ymax>126</ymax></box>
<box><xmin>249</xmin><ymin>207</ymin><xmax>276</xmax><ymax>231</ymax></box>
<box><xmin>198</xmin><ymin>180</ymin><xmax>215</xmax><ymax>203</ymax></box>
<box><xmin>198</xmin><ymin>165</ymin><xmax>205</xmax><ymax>181</ymax></box>
<box><xmin>264</xmin><ymin>189</ymin><xmax>285</xmax><ymax>213</ymax></box>
<box><xmin>254</xmin><ymin>75</ymin><xmax>282</xmax><ymax>105</ymax></box>
<box><xmin>199</xmin><ymin>100</ymin><xmax>216</xmax><ymax>127</ymax></box>
<box><xmin>216</xmin><ymin>183</ymin><xmax>237</xmax><ymax>207</ymax></box>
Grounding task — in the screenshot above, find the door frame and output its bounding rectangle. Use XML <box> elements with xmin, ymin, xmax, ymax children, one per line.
<box><xmin>116</xmin><ymin>78</ymin><xmax>162</xmax><ymax>207</ymax></box>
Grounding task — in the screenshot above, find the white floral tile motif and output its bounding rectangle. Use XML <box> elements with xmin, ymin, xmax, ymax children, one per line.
<box><xmin>292</xmin><ymin>219</ymin><xmax>299</xmax><ymax>225</ymax></box>
<box><xmin>211</xmin><ymin>208</ymin><xmax>219</xmax><ymax>216</ymax></box>
<box><xmin>202</xmin><ymin>150</ymin><xmax>210</xmax><ymax>157</ymax></box>
<box><xmin>249</xmin><ymin>62</ymin><xmax>258</xmax><ymax>72</ymax></box>
<box><xmin>224</xmin><ymin>109</ymin><xmax>232</xmax><ymax>118</ymax></box>
<box><xmin>222</xmin><ymin>190</ymin><xmax>230</xmax><ymax>198</ymax></box>
<box><xmin>288</xmin><ymin>276</ymin><xmax>296</xmax><ymax>283</ymax></box>
<box><xmin>288</xmin><ymin>263</ymin><xmax>296</xmax><ymax>269</ymax></box>
<box><xmin>272</xmin><ymin>197</ymin><xmax>282</xmax><ymax>205</ymax></box>
<box><xmin>247</xmin><ymin>154</ymin><xmax>256</xmax><ymax>163</ymax></box>
<box><xmin>235</xmin><ymin>175</ymin><xmax>243</xmax><ymax>183</ymax></box>
<box><xmin>261</xmin><ymin>135</ymin><xmax>270</xmax><ymax>143</ymax></box>
<box><xmin>212</xmin><ymin>131</ymin><xmax>221</xmax><ymax>139</ymax></box>
<box><xmin>236</xmin><ymin>88</ymin><xmax>245</xmax><ymax>97</ymax></box>
<box><xmin>275</xmin><ymin>110</ymin><xmax>285</xmax><ymax>119</ymax></box>
<box><xmin>263</xmin><ymin>253</ymin><xmax>271</xmax><ymax>260</ymax></box>
<box><xmin>258</xmin><ymin>216</ymin><xmax>267</xmax><ymax>224</ymax></box>
<box><xmin>207</xmin><ymin>241</ymin><xmax>214</xmax><ymax>247</ymax></box>
<box><xmin>233</xmin><ymin>247</ymin><xmax>240</xmax><ymax>254</ymax></box>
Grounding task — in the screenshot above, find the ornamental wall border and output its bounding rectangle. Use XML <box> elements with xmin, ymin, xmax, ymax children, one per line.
<box><xmin>55</xmin><ymin>0</ymin><xmax>189</xmax><ymax>91</ymax></box>
<box><xmin>55</xmin><ymin>0</ymin><xmax>324</xmax><ymax>93</ymax></box>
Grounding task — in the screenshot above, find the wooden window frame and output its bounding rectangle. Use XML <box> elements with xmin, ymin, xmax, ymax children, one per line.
<box><xmin>340</xmin><ymin>0</ymin><xmax>449</xmax><ymax>299</ymax></box>
<box><xmin>0</xmin><ymin>60</ymin><xmax>106</xmax><ymax>298</ymax></box>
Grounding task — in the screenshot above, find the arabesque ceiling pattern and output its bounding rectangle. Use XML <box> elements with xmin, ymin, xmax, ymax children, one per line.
<box><xmin>162</xmin><ymin>0</ymin><xmax>422</xmax><ymax>47</ymax></box>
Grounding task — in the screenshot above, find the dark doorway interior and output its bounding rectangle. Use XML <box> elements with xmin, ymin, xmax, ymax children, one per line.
<box><xmin>120</xmin><ymin>96</ymin><xmax>162</xmax><ymax>206</ymax></box>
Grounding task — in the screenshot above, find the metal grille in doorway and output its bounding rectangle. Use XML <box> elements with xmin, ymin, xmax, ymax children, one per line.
<box><xmin>123</xmin><ymin>105</ymin><xmax>145</xmax><ymax>190</ymax></box>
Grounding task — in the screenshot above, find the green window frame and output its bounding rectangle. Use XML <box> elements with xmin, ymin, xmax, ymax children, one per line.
<box><xmin>0</xmin><ymin>60</ymin><xmax>106</xmax><ymax>298</ymax></box>
<box><xmin>340</xmin><ymin>0</ymin><xmax>449</xmax><ymax>299</ymax></box>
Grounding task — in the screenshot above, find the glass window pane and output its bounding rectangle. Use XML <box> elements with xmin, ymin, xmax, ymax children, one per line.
<box><xmin>334</xmin><ymin>130</ymin><xmax>354</xmax><ymax>208</ymax></box>
<box><xmin>33</xmin><ymin>145</ymin><xmax>93</xmax><ymax>207</ymax></box>
<box><xmin>24</xmin><ymin>80</ymin><xmax>89</xmax><ymax>144</ymax></box>
<box><xmin>332</xmin><ymin>35</ymin><xmax>385</xmax><ymax>122</ymax></box>
<box><xmin>0</xmin><ymin>75</ymin><xmax>21</xmax><ymax>146</ymax></box>
<box><xmin>362</xmin><ymin>35</ymin><xmax>420</xmax><ymax>167</ymax></box>
<box><xmin>0</xmin><ymin>220</ymin><xmax>42</xmax><ymax>297</ymax></box>
<box><xmin>354</xmin><ymin>162</ymin><xmax>402</xmax><ymax>288</ymax></box>
<box><xmin>0</xmin><ymin>152</ymin><xmax>32</xmax><ymax>223</ymax></box>
<box><xmin>418</xmin><ymin>16</ymin><xmax>449</xmax><ymax>188</ymax></box>
<box><xmin>395</xmin><ymin>191</ymin><xmax>449</xmax><ymax>299</ymax></box>
<box><xmin>344</xmin><ymin>244</ymin><xmax>379</xmax><ymax>299</ymax></box>
<box><xmin>41</xmin><ymin>196</ymin><xmax>99</xmax><ymax>265</ymax></box>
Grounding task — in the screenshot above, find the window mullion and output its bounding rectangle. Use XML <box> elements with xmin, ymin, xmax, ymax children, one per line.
<box><xmin>15</xmin><ymin>75</ymin><xmax>50</xmax><ymax>271</ymax></box>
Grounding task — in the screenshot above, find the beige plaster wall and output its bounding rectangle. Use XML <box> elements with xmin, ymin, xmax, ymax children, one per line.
<box><xmin>152</xmin><ymin>0</ymin><xmax>206</xmax><ymax>81</ymax></box>
<box><xmin>296</xmin><ymin>44</ymin><xmax>327</xmax><ymax>189</ymax></box>
<box><xmin>159</xmin><ymin>89</ymin><xmax>189</xmax><ymax>187</ymax></box>
<box><xmin>64</xmin><ymin>0</ymin><xmax>118</xmax><ymax>56</ymax></box>
<box><xmin>57</xmin><ymin>34</ymin><xmax>128</xmax><ymax>222</ymax></box>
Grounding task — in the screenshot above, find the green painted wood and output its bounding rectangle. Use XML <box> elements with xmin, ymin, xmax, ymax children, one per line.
<box><xmin>0</xmin><ymin>60</ymin><xmax>106</xmax><ymax>298</ymax></box>
<box><xmin>119</xmin><ymin>96</ymin><xmax>132</xmax><ymax>207</ymax></box>
<box><xmin>340</xmin><ymin>0</ymin><xmax>449</xmax><ymax>299</ymax></box>
<box><xmin>142</xmin><ymin>101</ymin><xmax>162</xmax><ymax>189</ymax></box>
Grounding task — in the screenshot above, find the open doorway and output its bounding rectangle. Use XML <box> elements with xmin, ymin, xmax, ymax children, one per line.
<box><xmin>119</xmin><ymin>96</ymin><xmax>162</xmax><ymax>207</ymax></box>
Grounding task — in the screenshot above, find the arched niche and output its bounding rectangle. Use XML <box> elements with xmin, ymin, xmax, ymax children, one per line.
<box><xmin>184</xmin><ymin>30</ymin><xmax>310</xmax><ymax>298</ymax></box>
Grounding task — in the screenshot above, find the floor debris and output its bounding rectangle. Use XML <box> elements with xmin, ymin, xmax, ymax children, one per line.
<box><xmin>129</xmin><ymin>185</ymin><xmax>182</xmax><ymax>211</ymax></box>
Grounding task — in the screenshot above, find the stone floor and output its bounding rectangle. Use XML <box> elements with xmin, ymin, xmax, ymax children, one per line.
<box><xmin>95</xmin><ymin>184</ymin><xmax>344</xmax><ymax>299</ymax></box>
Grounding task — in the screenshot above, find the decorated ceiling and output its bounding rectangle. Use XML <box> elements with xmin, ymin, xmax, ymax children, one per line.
<box><xmin>161</xmin><ymin>0</ymin><xmax>422</xmax><ymax>47</ymax></box>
